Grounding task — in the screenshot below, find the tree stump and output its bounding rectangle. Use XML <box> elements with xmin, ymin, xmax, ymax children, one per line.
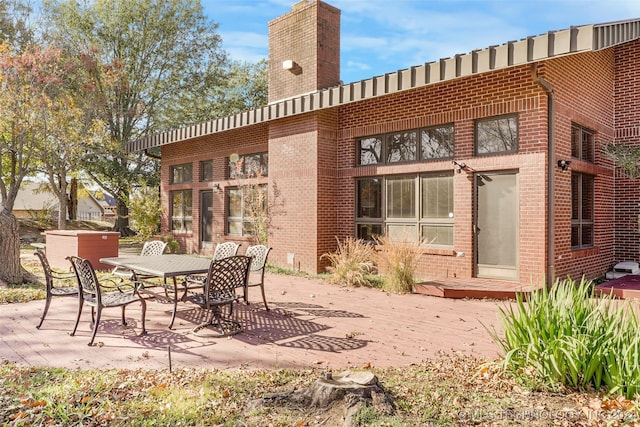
<box><xmin>252</xmin><ymin>370</ymin><xmax>395</xmax><ymax>427</ymax></box>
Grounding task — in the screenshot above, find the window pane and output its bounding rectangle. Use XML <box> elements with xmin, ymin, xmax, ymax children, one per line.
<box><xmin>387</xmin><ymin>131</ymin><xmax>417</xmax><ymax>163</ymax></box>
<box><xmin>581</xmin><ymin>175</ymin><xmax>594</xmax><ymax>220</ymax></box>
<box><xmin>358</xmin><ymin>137</ymin><xmax>382</xmax><ymax>165</ymax></box>
<box><xmin>571</xmin><ymin>174</ymin><xmax>579</xmax><ymax>220</ymax></box>
<box><xmin>476</xmin><ymin>116</ymin><xmax>518</xmax><ymax>155</ymax></box>
<box><xmin>228</xmin><ymin>188</ymin><xmax>242</xmax><ymax>217</ymax></box>
<box><xmin>386</xmin><ymin>177</ymin><xmax>415</xmax><ymax>218</ymax></box>
<box><xmin>582</xmin><ymin>129</ymin><xmax>594</xmax><ymax>163</ymax></box>
<box><xmin>571</xmin><ymin>126</ymin><xmax>580</xmax><ymax>159</ymax></box>
<box><xmin>571</xmin><ymin>225</ymin><xmax>580</xmax><ymax>248</ymax></box>
<box><xmin>356</xmin><ymin>224</ymin><xmax>382</xmax><ymax>241</ymax></box>
<box><xmin>387</xmin><ymin>224</ymin><xmax>417</xmax><ymax>243</ymax></box>
<box><xmin>171</xmin><ymin>192</ymin><xmax>183</xmax><ymax>216</ymax></box>
<box><xmin>228</xmin><ymin>220</ymin><xmax>242</xmax><ymax>236</ymax></box>
<box><xmin>200</xmin><ymin>160</ymin><xmax>213</xmax><ymax>181</ymax></box>
<box><xmin>244</xmin><ymin>154</ymin><xmax>262</xmax><ymax>177</ymax></box>
<box><xmin>357</xmin><ymin>178</ymin><xmax>381</xmax><ymax>218</ymax></box>
<box><xmin>183</xmin><ymin>191</ymin><xmax>192</xmax><ymax>217</ymax></box>
<box><xmin>421</xmin><ymin>126</ymin><xmax>454</xmax><ymax>159</ymax></box>
<box><xmin>261</xmin><ymin>153</ymin><xmax>268</xmax><ymax>176</ymax></box>
<box><xmin>422</xmin><ymin>174</ymin><xmax>453</xmax><ymax>219</ymax></box>
<box><xmin>582</xmin><ymin>224</ymin><xmax>593</xmax><ymax>246</ymax></box>
<box><xmin>171</xmin><ymin>163</ymin><xmax>192</xmax><ymax>184</ymax></box>
<box><xmin>422</xmin><ymin>225</ymin><xmax>453</xmax><ymax>246</ymax></box>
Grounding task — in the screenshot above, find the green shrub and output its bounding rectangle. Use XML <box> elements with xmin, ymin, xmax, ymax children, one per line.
<box><xmin>128</xmin><ymin>185</ymin><xmax>161</xmax><ymax>241</ymax></box>
<box><xmin>321</xmin><ymin>237</ymin><xmax>375</xmax><ymax>287</ymax></box>
<box><xmin>491</xmin><ymin>277</ymin><xmax>640</xmax><ymax>398</ymax></box>
<box><xmin>374</xmin><ymin>235</ymin><xmax>425</xmax><ymax>294</ymax></box>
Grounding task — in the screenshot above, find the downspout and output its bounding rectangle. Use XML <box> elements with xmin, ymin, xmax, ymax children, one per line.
<box><xmin>144</xmin><ymin>149</ymin><xmax>161</xmax><ymax>160</ymax></box>
<box><xmin>532</xmin><ymin>64</ymin><xmax>555</xmax><ymax>288</ymax></box>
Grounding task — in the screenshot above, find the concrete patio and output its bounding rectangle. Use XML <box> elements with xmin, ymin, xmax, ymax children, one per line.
<box><xmin>1</xmin><ymin>271</ymin><xmax>507</xmax><ymax>371</ymax></box>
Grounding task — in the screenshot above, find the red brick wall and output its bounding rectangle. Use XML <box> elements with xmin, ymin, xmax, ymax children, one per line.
<box><xmin>268</xmin><ymin>0</ymin><xmax>340</xmax><ymax>103</ymax></box>
<box><xmin>613</xmin><ymin>39</ymin><xmax>640</xmax><ymax>264</ymax></box>
<box><xmin>159</xmin><ymin>44</ymin><xmax>629</xmax><ymax>284</ymax></box>
<box><xmin>160</xmin><ymin>124</ymin><xmax>269</xmax><ymax>254</ymax></box>
<box><xmin>543</xmin><ymin>50</ymin><xmax>616</xmax><ymax>281</ymax></box>
<box><xmin>335</xmin><ymin>65</ymin><xmax>550</xmax><ymax>284</ymax></box>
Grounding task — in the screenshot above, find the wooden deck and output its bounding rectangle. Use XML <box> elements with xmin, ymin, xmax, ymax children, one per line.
<box><xmin>414</xmin><ymin>277</ymin><xmax>541</xmax><ymax>300</ymax></box>
<box><xmin>594</xmin><ymin>275</ymin><xmax>640</xmax><ymax>299</ymax></box>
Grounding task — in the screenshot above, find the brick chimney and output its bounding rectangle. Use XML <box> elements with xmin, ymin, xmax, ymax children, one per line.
<box><xmin>268</xmin><ymin>0</ymin><xmax>340</xmax><ymax>103</ymax></box>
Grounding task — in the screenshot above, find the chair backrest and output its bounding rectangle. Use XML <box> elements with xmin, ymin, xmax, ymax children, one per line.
<box><xmin>34</xmin><ymin>249</ymin><xmax>54</xmax><ymax>292</ymax></box>
<box><xmin>140</xmin><ymin>240</ymin><xmax>167</xmax><ymax>256</ymax></box>
<box><xmin>68</xmin><ymin>256</ymin><xmax>101</xmax><ymax>299</ymax></box>
<box><xmin>245</xmin><ymin>245</ymin><xmax>271</xmax><ymax>274</ymax></box>
<box><xmin>212</xmin><ymin>241</ymin><xmax>241</xmax><ymax>261</ymax></box>
<box><xmin>205</xmin><ymin>255</ymin><xmax>251</xmax><ymax>303</ymax></box>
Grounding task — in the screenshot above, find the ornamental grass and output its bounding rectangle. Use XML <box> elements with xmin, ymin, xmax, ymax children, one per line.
<box><xmin>491</xmin><ymin>277</ymin><xmax>640</xmax><ymax>399</ymax></box>
<box><xmin>321</xmin><ymin>237</ymin><xmax>375</xmax><ymax>287</ymax></box>
<box><xmin>374</xmin><ymin>235</ymin><xmax>426</xmax><ymax>294</ymax></box>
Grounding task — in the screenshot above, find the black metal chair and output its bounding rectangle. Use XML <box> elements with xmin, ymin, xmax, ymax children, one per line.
<box><xmin>68</xmin><ymin>256</ymin><xmax>147</xmax><ymax>346</ymax></box>
<box><xmin>184</xmin><ymin>255</ymin><xmax>251</xmax><ymax>337</ymax></box>
<box><xmin>34</xmin><ymin>249</ymin><xmax>78</xmax><ymax>329</ymax></box>
<box><xmin>244</xmin><ymin>244</ymin><xmax>272</xmax><ymax>310</ymax></box>
<box><xmin>181</xmin><ymin>241</ymin><xmax>241</xmax><ymax>299</ymax></box>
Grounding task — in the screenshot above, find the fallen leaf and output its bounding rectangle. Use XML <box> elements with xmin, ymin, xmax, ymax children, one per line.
<box><xmin>363</xmin><ymin>361</ymin><xmax>371</xmax><ymax>369</ymax></box>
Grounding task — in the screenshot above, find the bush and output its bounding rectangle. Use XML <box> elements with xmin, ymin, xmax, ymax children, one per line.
<box><xmin>374</xmin><ymin>235</ymin><xmax>426</xmax><ymax>294</ymax></box>
<box><xmin>321</xmin><ymin>237</ymin><xmax>375</xmax><ymax>287</ymax></box>
<box><xmin>491</xmin><ymin>277</ymin><xmax>640</xmax><ymax>398</ymax></box>
<box><xmin>128</xmin><ymin>185</ymin><xmax>161</xmax><ymax>241</ymax></box>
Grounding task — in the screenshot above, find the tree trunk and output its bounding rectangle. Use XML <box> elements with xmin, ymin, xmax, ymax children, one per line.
<box><xmin>0</xmin><ymin>208</ymin><xmax>24</xmax><ymax>284</ymax></box>
<box><xmin>68</xmin><ymin>177</ymin><xmax>77</xmax><ymax>221</ymax></box>
<box><xmin>113</xmin><ymin>193</ymin><xmax>133</xmax><ymax>236</ymax></box>
<box><xmin>57</xmin><ymin>193</ymin><xmax>67</xmax><ymax>230</ymax></box>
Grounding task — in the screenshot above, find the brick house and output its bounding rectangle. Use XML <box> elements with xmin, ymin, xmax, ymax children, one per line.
<box><xmin>129</xmin><ymin>0</ymin><xmax>640</xmax><ymax>288</ymax></box>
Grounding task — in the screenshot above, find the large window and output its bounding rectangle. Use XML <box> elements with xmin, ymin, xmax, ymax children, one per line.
<box><xmin>171</xmin><ymin>163</ymin><xmax>192</xmax><ymax>184</ymax></box>
<box><xmin>571</xmin><ymin>173</ymin><xmax>594</xmax><ymax>249</ymax></box>
<box><xmin>170</xmin><ymin>190</ymin><xmax>192</xmax><ymax>233</ymax></box>
<box><xmin>229</xmin><ymin>152</ymin><xmax>268</xmax><ymax>179</ymax></box>
<box><xmin>357</xmin><ymin>124</ymin><xmax>454</xmax><ymax>166</ymax></box>
<box><xmin>355</xmin><ymin>173</ymin><xmax>454</xmax><ymax>247</ymax></box>
<box><xmin>475</xmin><ymin>115</ymin><xmax>518</xmax><ymax>155</ymax></box>
<box><xmin>227</xmin><ymin>185</ymin><xmax>268</xmax><ymax>237</ymax></box>
<box><xmin>571</xmin><ymin>124</ymin><xmax>595</xmax><ymax>163</ymax></box>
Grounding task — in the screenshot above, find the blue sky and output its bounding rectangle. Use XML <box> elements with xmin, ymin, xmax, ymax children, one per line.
<box><xmin>204</xmin><ymin>0</ymin><xmax>640</xmax><ymax>84</ymax></box>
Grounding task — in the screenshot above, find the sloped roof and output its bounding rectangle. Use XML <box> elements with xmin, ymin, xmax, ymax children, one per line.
<box><xmin>13</xmin><ymin>181</ymin><xmax>104</xmax><ymax>213</ymax></box>
<box><xmin>129</xmin><ymin>18</ymin><xmax>640</xmax><ymax>153</ymax></box>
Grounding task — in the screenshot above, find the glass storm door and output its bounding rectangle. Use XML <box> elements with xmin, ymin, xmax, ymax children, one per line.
<box><xmin>475</xmin><ymin>172</ymin><xmax>519</xmax><ymax>281</ymax></box>
<box><xmin>200</xmin><ymin>190</ymin><xmax>213</xmax><ymax>249</ymax></box>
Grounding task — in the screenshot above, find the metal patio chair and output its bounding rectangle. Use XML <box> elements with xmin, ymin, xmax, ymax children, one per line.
<box><xmin>68</xmin><ymin>256</ymin><xmax>147</xmax><ymax>346</ymax></box>
<box><xmin>244</xmin><ymin>244</ymin><xmax>272</xmax><ymax>310</ymax></box>
<box><xmin>112</xmin><ymin>240</ymin><xmax>168</xmax><ymax>279</ymax></box>
<box><xmin>181</xmin><ymin>241</ymin><xmax>241</xmax><ymax>299</ymax></box>
<box><xmin>34</xmin><ymin>249</ymin><xmax>79</xmax><ymax>329</ymax></box>
<box><xmin>184</xmin><ymin>255</ymin><xmax>251</xmax><ymax>337</ymax></box>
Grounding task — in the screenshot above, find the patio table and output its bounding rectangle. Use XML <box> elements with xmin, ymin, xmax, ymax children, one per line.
<box><xmin>100</xmin><ymin>255</ymin><xmax>212</xmax><ymax>329</ymax></box>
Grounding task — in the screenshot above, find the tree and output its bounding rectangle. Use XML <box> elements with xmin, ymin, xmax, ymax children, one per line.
<box><xmin>44</xmin><ymin>0</ymin><xmax>229</xmax><ymax>235</ymax></box>
<box><xmin>0</xmin><ymin>42</ymin><xmax>67</xmax><ymax>283</ymax></box>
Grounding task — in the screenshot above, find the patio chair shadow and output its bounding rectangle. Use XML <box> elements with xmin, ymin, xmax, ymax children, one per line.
<box><xmin>236</xmin><ymin>305</ymin><xmax>331</xmax><ymax>344</ymax></box>
<box><xmin>277</xmin><ymin>334</ymin><xmax>368</xmax><ymax>352</ymax></box>
<box><xmin>269</xmin><ymin>302</ymin><xmax>367</xmax><ymax>318</ymax></box>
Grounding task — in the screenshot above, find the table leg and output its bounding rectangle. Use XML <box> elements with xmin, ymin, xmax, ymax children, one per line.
<box><xmin>168</xmin><ymin>276</ymin><xmax>179</xmax><ymax>329</ymax></box>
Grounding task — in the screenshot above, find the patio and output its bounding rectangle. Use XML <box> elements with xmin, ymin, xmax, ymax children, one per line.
<box><xmin>1</xmin><ymin>271</ymin><xmax>506</xmax><ymax>371</ymax></box>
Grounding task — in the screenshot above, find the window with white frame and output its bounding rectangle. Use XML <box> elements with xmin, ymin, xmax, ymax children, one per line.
<box><xmin>355</xmin><ymin>173</ymin><xmax>454</xmax><ymax>246</ymax></box>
